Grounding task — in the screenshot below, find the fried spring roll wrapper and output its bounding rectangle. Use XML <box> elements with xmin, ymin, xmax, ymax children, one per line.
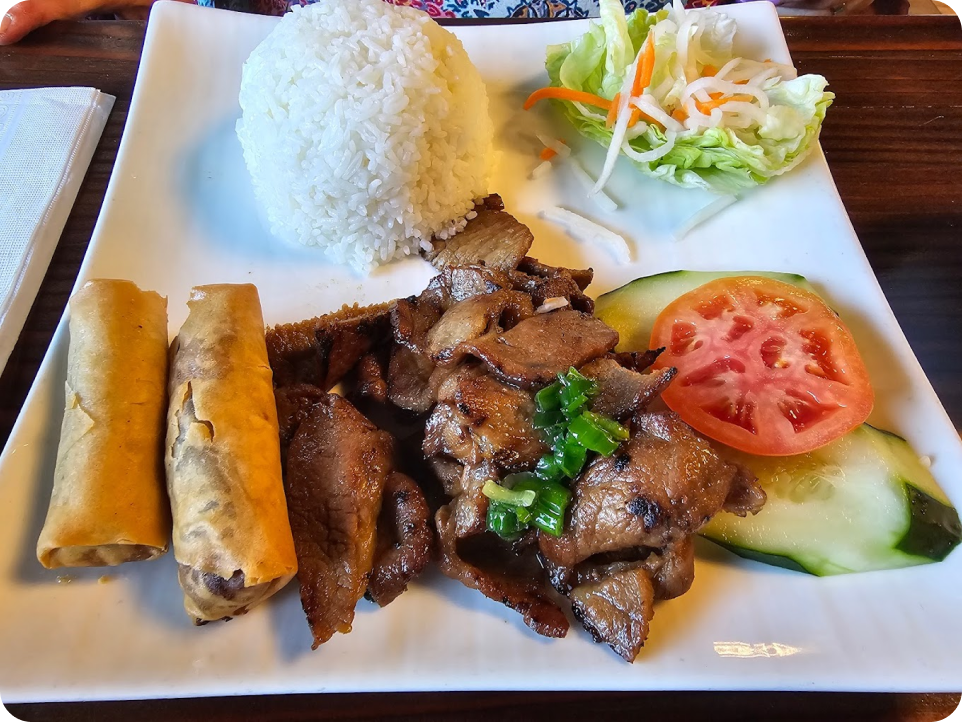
<box><xmin>37</xmin><ymin>279</ymin><xmax>171</xmax><ymax>568</ymax></box>
<box><xmin>166</xmin><ymin>284</ymin><xmax>297</xmax><ymax>624</ymax></box>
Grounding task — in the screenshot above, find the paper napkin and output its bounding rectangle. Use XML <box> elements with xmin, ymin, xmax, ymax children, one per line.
<box><xmin>0</xmin><ymin>87</ymin><xmax>115</xmax><ymax>374</ymax></box>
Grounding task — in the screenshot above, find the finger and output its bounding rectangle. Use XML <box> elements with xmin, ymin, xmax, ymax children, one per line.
<box><xmin>0</xmin><ymin>0</ymin><xmax>53</xmax><ymax>45</ymax></box>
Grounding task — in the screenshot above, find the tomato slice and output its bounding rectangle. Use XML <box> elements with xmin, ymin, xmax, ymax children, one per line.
<box><xmin>650</xmin><ymin>276</ymin><xmax>874</xmax><ymax>456</ymax></box>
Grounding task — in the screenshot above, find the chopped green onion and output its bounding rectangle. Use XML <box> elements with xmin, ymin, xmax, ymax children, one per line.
<box><xmin>535</xmin><ymin>383</ymin><xmax>563</xmax><ymax>412</ymax></box>
<box><xmin>534</xmin><ymin>408</ymin><xmax>564</xmax><ymax>430</ymax></box>
<box><xmin>581</xmin><ymin>409</ymin><xmax>629</xmax><ymax>442</ymax></box>
<box><xmin>535</xmin><ymin>452</ymin><xmax>566</xmax><ymax>483</ymax></box>
<box><xmin>568</xmin><ymin>413</ymin><xmax>621</xmax><ymax>455</ymax></box>
<box><xmin>558</xmin><ymin>434</ymin><xmax>588</xmax><ymax>478</ymax></box>
<box><xmin>560</xmin><ymin>367</ymin><xmax>597</xmax><ymax>396</ymax></box>
<box><xmin>515</xmin><ymin>505</ymin><xmax>534</xmax><ymax>524</ymax></box>
<box><xmin>529</xmin><ymin>481</ymin><xmax>572</xmax><ymax>537</ymax></box>
<box><xmin>487</xmin><ymin>502</ymin><xmax>526</xmax><ymax>539</ymax></box>
<box><xmin>561</xmin><ymin>392</ymin><xmax>590</xmax><ymax>418</ymax></box>
<box><xmin>502</xmin><ymin>471</ymin><xmax>539</xmax><ymax>489</ymax></box>
<box><xmin>540</xmin><ymin>423</ymin><xmax>567</xmax><ymax>446</ymax></box>
<box><xmin>482</xmin><ymin>480</ymin><xmax>537</xmax><ymax>507</ymax></box>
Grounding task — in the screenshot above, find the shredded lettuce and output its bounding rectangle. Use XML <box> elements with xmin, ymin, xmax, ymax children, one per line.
<box><xmin>541</xmin><ymin>3</ymin><xmax>833</xmax><ymax>194</ymax></box>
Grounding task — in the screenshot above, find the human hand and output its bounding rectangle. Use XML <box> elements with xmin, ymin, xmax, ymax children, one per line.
<box><xmin>0</xmin><ymin>0</ymin><xmax>173</xmax><ymax>45</ymax></box>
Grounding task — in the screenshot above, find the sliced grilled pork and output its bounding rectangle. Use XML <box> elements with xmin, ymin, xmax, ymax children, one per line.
<box><xmin>367</xmin><ymin>472</ymin><xmax>433</xmax><ymax>607</ymax></box>
<box><xmin>267</xmin><ymin>302</ymin><xmax>392</xmax><ymax>389</ymax></box>
<box><xmin>423</xmin><ymin>196</ymin><xmax>534</xmax><ymax>272</ymax></box>
<box><xmin>426</xmin><ymin>290</ymin><xmax>534</xmax><ymax>365</ymax></box>
<box><xmin>423</xmin><ymin>365</ymin><xmax>547</xmax><ymax>471</ymax></box>
<box><xmin>579</xmin><ymin>358</ymin><xmax>676</xmax><ymax>422</ymax></box>
<box><xmin>541</xmin><ymin>411</ymin><xmax>760</xmax><ymax>567</ymax></box>
<box><xmin>460</xmin><ymin>310</ymin><xmax>619</xmax><ymax>389</ymax></box>
<box><xmin>285</xmin><ymin>394</ymin><xmax>393</xmax><ymax>648</ymax></box>
<box><xmin>436</xmin><ymin>505</ymin><xmax>569</xmax><ymax>639</ymax></box>
<box><xmin>569</xmin><ymin>567</ymin><xmax>655</xmax><ymax>662</ymax></box>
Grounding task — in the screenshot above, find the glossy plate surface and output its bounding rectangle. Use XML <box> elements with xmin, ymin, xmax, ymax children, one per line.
<box><xmin>1</xmin><ymin>1</ymin><xmax>960</xmax><ymax>701</ymax></box>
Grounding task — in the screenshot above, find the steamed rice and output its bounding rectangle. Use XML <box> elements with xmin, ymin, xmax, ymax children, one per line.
<box><xmin>237</xmin><ymin>0</ymin><xmax>494</xmax><ymax>272</ymax></box>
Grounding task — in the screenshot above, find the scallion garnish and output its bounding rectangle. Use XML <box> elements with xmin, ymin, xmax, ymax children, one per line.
<box><xmin>482</xmin><ymin>480</ymin><xmax>537</xmax><ymax>508</ymax></box>
<box><xmin>582</xmin><ymin>409</ymin><xmax>629</xmax><ymax>442</ymax></box>
<box><xmin>557</xmin><ymin>434</ymin><xmax>588</xmax><ymax>478</ymax></box>
<box><xmin>486</xmin><ymin>367</ymin><xmax>628</xmax><ymax>540</ymax></box>
<box><xmin>487</xmin><ymin>502</ymin><xmax>527</xmax><ymax>539</ymax></box>
<box><xmin>568</xmin><ymin>413</ymin><xmax>621</xmax><ymax>455</ymax></box>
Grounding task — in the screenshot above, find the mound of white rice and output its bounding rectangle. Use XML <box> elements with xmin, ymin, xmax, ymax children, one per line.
<box><xmin>237</xmin><ymin>0</ymin><xmax>494</xmax><ymax>272</ymax></box>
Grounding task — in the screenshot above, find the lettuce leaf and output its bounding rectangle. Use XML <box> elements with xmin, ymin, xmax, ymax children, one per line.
<box><xmin>542</xmin><ymin>3</ymin><xmax>833</xmax><ymax>194</ymax></box>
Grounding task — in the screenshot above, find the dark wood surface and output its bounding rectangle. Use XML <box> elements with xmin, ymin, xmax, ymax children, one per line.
<box><xmin>1</xmin><ymin>14</ymin><xmax>961</xmax><ymax>722</ymax></box>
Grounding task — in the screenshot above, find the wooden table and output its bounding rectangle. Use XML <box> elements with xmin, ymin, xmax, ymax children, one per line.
<box><xmin>1</xmin><ymin>13</ymin><xmax>961</xmax><ymax>722</ymax></box>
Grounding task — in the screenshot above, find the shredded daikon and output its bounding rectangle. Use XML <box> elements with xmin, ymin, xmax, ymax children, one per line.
<box><xmin>713</xmin><ymin>57</ymin><xmax>742</xmax><ymax>81</ymax></box>
<box><xmin>591</xmin><ymin>51</ymin><xmax>641</xmax><ymax>195</ymax></box>
<box><xmin>540</xmin><ymin>207</ymin><xmax>631</xmax><ymax>262</ymax></box>
<box><xmin>573</xmin><ymin>101</ymin><xmax>607</xmax><ymax>122</ymax></box>
<box><xmin>621</xmin><ymin>131</ymin><xmax>677</xmax><ymax>164</ymax></box>
<box><xmin>529</xmin><ymin>160</ymin><xmax>553</xmax><ymax>180</ymax></box>
<box><xmin>569</xmin><ymin>156</ymin><xmax>619</xmax><ymax>212</ymax></box>
<box><xmin>683</xmin><ymin>76</ymin><xmax>770</xmax><ymax>109</ymax></box>
<box><xmin>537</xmin><ymin>134</ymin><xmax>571</xmax><ymax>159</ymax></box>
<box><xmin>674</xmin><ymin>194</ymin><xmax>738</xmax><ymax>241</ymax></box>
<box><xmin>630</xmin><ymin>95</ymin><xmax>685</xmax><ymax>133</ymax></box>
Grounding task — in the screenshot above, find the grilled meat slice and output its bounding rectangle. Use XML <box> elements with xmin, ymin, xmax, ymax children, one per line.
<box><xmin>541</xmin><ymin>411</ymin><xmax>756</xmax><ymax>567</ymax></box>
<box><xmin>267</xmin><ymin>302</ymin><xmax>392</xmax><ymax>390</ymax></box>
<box><xmin>579</xmin><ymin>358</ymin><xmax>676</xmax><ymax>422</ymax></box>
<box><xmin>366</xmin><ymin>472</ymin><xmax>433</xmax><ymax>607</ymax></box>
<box><xmin>392</xmin><ymin>290</ymin><xmax>448</xmax><ymax>355</ymax></box>
<box><xmin>285</xmin><ymin>394</ymin><xmax>393</xmax><ymax>648</ymax></box>
<box><xmin>387</xmin><ymin>344</ymin><xmax>437</xmax><ymax>413</ymax></box>
<box><xmin>638</xmin><ymin>537</ymin><xmax>695</xmax><ymax>601</ymax></box>
<box><xmin>723</xmin><ymin>466</ymin><xmax>768</xmax><ymax>516</ymax></box>
<box><xmin>517</xmin><ymin>257</ymin><xmax>593</xmax><ymax>291</ymax></box>
<box><xmin>510</xmin><ymin>265</ymin><xmax>594</xmax><ymax>314</ymax></box>
<box><xmin>609</xmin><ymin>349</ymin><xmax>663</xmax><ymax>373</ymax></box>
<box><xmin>423</xmin><ymin>365</ymin><xmax>547</xmax><ymax>471</ymax></box>
<box><xmin>542</xmin><ymin>536</ymin><xmax>694</xmax><ymax>602</ymax></box>
<box><xmin>423</xmin><ymin>196</ymin><xmax>534</xmax><ymax>272</ymax></box>
<box><xmin>275</xmin><ymin>383</ymin><xmax>328</xmax><ymax>465</ymax></box>
<box><xmin>351</xmin><ymin>351</ymin><xmax>389</xmax><ymax>403</ymax></box>
<box><xmin>426</xmin><ymin>290</ymin><xmax>534</xmax><ymax>365</ymax></box>
<box><xmin>460</xmin><ymin>310</ymin><xmax>619</xmax><ymax>389</ymax></box>
<box><xmin>439</xmin><ymin>265</ymin><xmax>515</xmax><ymax>303</ymax></box>
<box><xmin>569</xmin><ymin>566</ymin><xmax>655</xmax><ymax>662</ymax></box>
<box><xmin>436</xmin><ymin>505</ymin><xmax>569</xmax><ymax>638</ymax></box>
<box><xmin>448</xmin><ymin>463</ymin><xmax>497</xmax><ymax>538</ymax></box>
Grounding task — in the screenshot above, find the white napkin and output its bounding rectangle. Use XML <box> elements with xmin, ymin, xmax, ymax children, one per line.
<box><xmin>0</xmin><ymin>87</ymin><xmax>115</xmax><ymax>374</ymax></box>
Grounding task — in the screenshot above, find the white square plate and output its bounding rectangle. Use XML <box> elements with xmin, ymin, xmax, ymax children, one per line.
<box><xmin>1</xmin><ymin>1</ymin><xmax>960</xmax><ymax>702</ymax></box>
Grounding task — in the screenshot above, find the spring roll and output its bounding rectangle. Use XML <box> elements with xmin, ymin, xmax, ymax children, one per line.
<box><xmin>166</xmin><ymin>284</ymin><xmax>297</xmax><ymax>624</ymax></box>
<box><xmin>37</xmin><ymin>279</ymin><xmax>171</xmax><ymax>568</ymax></box>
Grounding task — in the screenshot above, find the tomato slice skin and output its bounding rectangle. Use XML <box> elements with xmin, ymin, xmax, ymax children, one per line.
<box><xmin>650</xmin><ymin>276</ymin><xmax>874</xmax><ymax>456</ymax></box>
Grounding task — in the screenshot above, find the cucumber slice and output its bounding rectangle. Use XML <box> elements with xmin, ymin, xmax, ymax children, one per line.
<box><xmin>595</xmin><ymin>270</ymin><xmax>815</xmax><ymax>353</ymax></box>
<box><xmin>595</xmin><ymin>269</ymin><xmax>961</xmax><ymax>575</ymax></box>
<box><xmin>703</xmin><ymin>426</ymin><xmax>961</xmax><ymax>575</ymax></box>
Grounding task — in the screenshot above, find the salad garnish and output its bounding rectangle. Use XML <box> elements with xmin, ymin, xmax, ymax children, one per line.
<box><xmin>524</xmin><ymin>0</ymin><xmax>834</xmax><ymax>195</ymax></box>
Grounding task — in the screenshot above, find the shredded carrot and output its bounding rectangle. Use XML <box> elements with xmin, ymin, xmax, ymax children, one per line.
<box><xmin>672</xmin><ymin>107</ymin><xmax>688</xmax><ymax>122</ymax></box>
<box><xmin>523</xmin><ymin>87</ymin><xmax>612</xmax><ymax>111</ymax></box>
<box><xmin>702</xmin><ymin>65</ymin><xmax>717</xmax><ymax>77</ymax></box>
<box><xmin>632</xmin><ymin>36</ymin><xmax>656</xmax><ymax>97</ymax></box>
<box><xmin>695</xmin><ymin>93</ymin><xmax>754</xmax><ymax>114</ymax></box>
<box><xmin>540</xmin><ymin>147</ymin><xmax>558</xmax><ymax>161</ymax></box>
<box><xmin>606</xmin><ymin>93</ymin><xmax>621</xmax><ymax>128</ymax></box>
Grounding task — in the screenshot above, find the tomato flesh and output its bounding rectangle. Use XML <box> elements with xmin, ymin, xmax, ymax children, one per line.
<box><xmin>650</xmin><ymin>276</ymin><xmax>874</xmax><ymax>456</ymax></box>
